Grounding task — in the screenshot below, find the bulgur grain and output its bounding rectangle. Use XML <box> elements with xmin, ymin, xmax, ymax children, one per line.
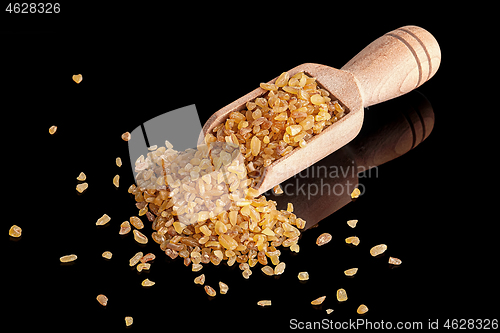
<box><xmin>204</xmin><ymin>285</ymin><xmax>216</xmax><ymax>297</ymax></box>
<box><xmin>121</xmin><ymin>132</ymin><xmax>131</xmax><ymax>141</ymax></box>
<box><xmin>116</xmin><ymin>157</ymin><xmax>122</xmax><ymax>167</ymax></box>
<box><xmin>72</xmin><ymin>74</ymin><xmax>83</xmax><ymax>84</ymax></box>
<box><xmin>347</xmin><ymin>219</ymin><xmax>358</xmax><ymax>228</ymax></box>
<box><xmin>96</xmin><ymin>294</ymin><xmax>108</xmax><ymax>306</ymax></box>
<box><xmin>133</xmin><ymin>229</ymin><xmax>148</xmax><ymax>244</ymax></box>
<box><xmin>129</xmin><ymin>216</ymin><xmax>144</xmax><ymax>229</ymax></box>
<box><xmin>273</xmin><ymin>184</ymin><xmax>283</xmax><ymax>195</ymax></box>
<box><xmin>9</xmin><ymin>225</ymin><xmax>22</xmax><ymax>237</ymax></box>
<box><xmin>129</xmin><ymin>252</ymin><xmax>143</xmax><ymax>266</ymax></box>
<box><xmin>96</xmin><ymin>214</ymin><xmax>111</xmax><ymax>226</ymax></box>
<box><xmin>357</xmin><ymin>304</ymin><xmax>368</xmax><ymax>314</ymax></box>
<box><xmin>76</xmin><ymin>172</ymin><xmax>86</xmax><ymax>181</ymax></box>
<box><xmin>124</xmin><ymin>75</ymin><xmax>325</xmax><ymax>281</ymax></box>
<box><xmin>194</xmin><ymin>274</ymin><xmax>205</xmax><ymax>285</ymax></box>
<box><xmin>316</xmin><ymin>233</ymin><xmax>332</xmax><ymax>246</ymax></box>
<box><xmin>59</xmin><ymin>254</ymin><xmax>77</xmax><ymax>263</ymax></box>
<box><xmin>388</xmin><ymin>256</ymin><xmax>402</xmax><ymax>265</ymax></box>
<box><xmin>370</xmin><ymin>244</ymin><xmax>387</xmax><ymax>257</ymax></box>
<box><xmin>337</xmin><ymin>288</ymin><xmax>348</xmax><ymax>302</ymax></box>
<box><xmin>261</xmin><ymin>266</ymin><xmax>274</xmax><ymax>276</ymax></box>
<box><xmin>140</xmin><ymin>253</ymin><xmax>156</xmax><ymax>263</ymax></box>
<box><xmin>351</xmin><ymin>188</ymin><xmax>361</xmax><ymax>199</ymax></box>
<box><xmin>344</xmin><ymin>268</ymin><xmax>358</xmax><ymax>276</ymax></box>
<box><xmin>274</xmin><ymin>262</ymin><xmax>286</xmax><ymax>275</ymax></box>
<box><xmin>49</xmin><ymin>125</ymin><xmax>57</xmax><ymax>135</ymax></box>
<box><xmin>119</xmin><ymin>221</ymin><xmax>131</xmax><ymax>235</ymax></box>
<box><xmin>141</xmin><ymin>278</ymin><xmax>155</xmax><ymax>287</ymax></box>
<box><xmin>125</xmin><ymin>316</ymin><xmax>133</xmax><ymax>326</ymax></box>
<box><xmin>219</xmin><ymin>281</ymin><xmax>229</xmax><ymax>294</ymax></box>
<box><xmin>137</xmin><ymin>262</ymin><xmax>150</xmax><ymax>272</ymax></box>
<box><xmin>257</xmin><ymin>300</ymin><xmax>272</xmax><ymax>307</ymax></box>
<box><xmin>192</xmin><ymin>263</ymin><xmax>203</xmax><ymax>272</ymax></box>
<box><xmin>113</xmin><ymin>174</ymin><xmax>120</xmax><ymax>188</ymax></box>
<box><xmin>102</xmin><ymin>251</ymin><xmax>113</xmax><ymax>259</ymax></box>
<box><xmin>298</xmin><ymin>272</ymin><xmax>309</xmax><ymax>281</ymax></box>
<box><xmin>242</xmin><ymin>268</ymin><xmax>253</xmax><ymax>279</ymax></box>
<box><xmin>76</xmin><ymin>182</ymin><xmax>88</xmax><ymax>193</ymax></box>
<box><xmin>311</xmin><ymin>296</ymin><xmax>326</xmax><ymax>305</ymax></box>
<box><xmin>345</xmin><ymin>236</ymin><xmax>360</xmax><ymax>246</ymax></box>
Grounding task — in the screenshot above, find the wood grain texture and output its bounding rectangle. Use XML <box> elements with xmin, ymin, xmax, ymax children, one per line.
<box><xmin>341</xmin><ymin>25</ymin><xmax>441</xmax><ymax>107</ymax></box>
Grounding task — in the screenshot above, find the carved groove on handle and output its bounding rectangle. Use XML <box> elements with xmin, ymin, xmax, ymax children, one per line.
<box><xmin>385</xmin><ymin>27</ymin><xmax>435</xmax><ymax>89</ymax></box>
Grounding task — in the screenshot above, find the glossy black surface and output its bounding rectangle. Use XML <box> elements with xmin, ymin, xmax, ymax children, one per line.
<box><xmin>4</xmin><ymin>8</ymin><xmax>496</xmax><ymax>332</ymax></box>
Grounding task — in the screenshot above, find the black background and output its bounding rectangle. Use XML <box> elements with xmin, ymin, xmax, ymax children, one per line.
<box><xmin>2</xmin><ymin>3</ymin><xmax>497</xmax><ymax>332</ymax></box>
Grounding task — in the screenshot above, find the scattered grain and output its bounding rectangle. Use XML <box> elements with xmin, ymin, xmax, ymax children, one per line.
<box><xmin>140</xmin><ymin>253</ymin><xmax>156</xmax><ymax>263</ymax></box>
<box><xmin>194</xmin><ymin>274</ymin><xmax>205</xmax><ymax>285</ymax></box>
<box><xmin>9</xmin><ymin>225</ymin><xmax>22</xmax><ymax>237</ymax></box>
<box><xmin>351</xmin><ymin>188</ymin><xmax>361</xmax><ymax>199</ymax></box>
<box><xmin>311</xmin><ymin>296</ymin><xmax>326</xmax><ymax>305</ymax></box>
<box><xmin>76</xmin><ymin>182</ymin><xmax>88</xmax><ymax>193</ymax></box>
<box><xmin>388</xmin><ymin>257</ymin><xmax>402</xmax><ymax>265</ymax></box>
<box><xmin>261</xmin><ymin>266</ymin><xmax>274</xmax><ymax>276</ymax></box>
<box><xmin>59</xmin><ymin>254</ymin><xmax>77</xmax><ymax>263</ymax></box>
<box><xmin>49</xmin><ymin>125</ymin><xmax>57</xmax><ymax>135</ymax></box>
<box><xmin>357</xmin><ymin>304</ymin><xmax>369</xmax><ymax>314</ymax></box>
<box><xmin>192</xmin><ymin>263</ymin><xmax>203</xmax><ymax>272</ymax></box>
<box><xmin>370</xmin><ymin>244</ymin><xmax>387</xmax><ymax>257</ymax></box>
<box><xmin>96</xmin><ymin>214</ymin><xmax>111</xmax><ymax>226</ymax></box>
<box><xmin>129</xmin><ymin>252</ymin><xmax>143</xmax><ymax>266</ymax></box>
<box><xmin>273</xmin><ymin>184</ymin><xmax>283</xmax><ymax>195</ymax></box>
<box><xmin>113</xmin><ymin>175</ymin><xmax>120</xmax><ymax>188</ymax></box>
<box><xmin>257</xmin><ymin>300</ymin><xmax>272</xmax><ymax>307</ymax></box>
<box><xmin>125</xmin><ymin>316</ymin><xmax>133</xmax><ymax>327</ymax></box>
<box><xmin>119</xmin><ymin>221</ymin><xmax>131</xmax><ymax>235</ymax></box>
<box><xmin>76</xmin><ymin>172</ymin><xmax>86</xmax><ymax>181</ymax></box>
<box><xmin>337</xmin><ymin>288</ymin><xmax>348</xmax><ymax>302</ymax></box>
<box><xmin>133</xmin><ymin>229</ymin><xmax>148</xmax><ymax>244</ymax></box>
<box><xmin>242</xmin><ymin>268</ymin><xmax>253</xmax><ymax>279</ymax></box>
<box><xmin>72</xmin><ymin>74</ymin><xmax>83</xmax><ymax>84</ymax></box>
<box><xmin>141</xmin><ymin>278</ymin><xmax>155</xmax><ymax>287</ymax></box>
<box><xmin>204</xmin><ymin>285</ymin><xmax>216</xmax><ymax>297</ymax></box>
<box><xmin>347</xmin><ymin>219</ymin><xmax>358</xmax><ymax>228</ymax></box>
<box><xmin>137</xmin><ymin>262</ymin><xmax>151</xmax><ymax>272</ymax></box>
<box><xmin>96</xmin><ymin>294</ymin><xmax>108</xmax><ymax>306</ymax></box>
<box><xmin>219</xmin><ymin>281</ymin><xmax>229</xmax><ymax>294</ymax></box>
<box><xmin>298</xmin><ymin>272</ymin><xmax>309</xmax><ymax>281</ymax></box>
<box><xmin>316</xmin><ymin>233</ymin><xmax>332</xmax><ymax>246</ymax></box>
<box><xmin>344</xmin><ymin>268</ymin><xmax>358</xmax><ymax>276</ymax></box>
<box><xmin>345</xmin><ymin>236</ymin><xmax>360</xmax><ymax>246</ymax></box>
<box><xmin>326</xmin><ymin>309</ymin><xmax>334</xmax><ymax>314</ymax></box>
<box><xmin>102</xmin><ymin>251</ymin><xmax>113</xmax><ymax>259</ymax></box>
<box><xmin>121</xmin><ymin>132</ymin><xmax>131</xmax><ymax>141</ymax></box>
<box><xmin>129</xmin><ymin>216</ymin><xmax>144</xmax><ymax>229</ymax></box>
<box><xmin>116</xmin><ymin>157</ymin><xmax>122</xmax><ymax>167</ymax></box>
<box><xmin>274</xmin><ymin>262</ymin><xmax>286</xmax><ymax>275</ymax></box>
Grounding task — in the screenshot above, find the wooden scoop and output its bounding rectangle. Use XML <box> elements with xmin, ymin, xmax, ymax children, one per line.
<box><xmin>201</xmin><ymin>25</ymin><xmax>441</xmax><ymax>195</ymax></box>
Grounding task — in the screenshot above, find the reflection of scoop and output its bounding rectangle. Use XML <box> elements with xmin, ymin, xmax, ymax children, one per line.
<box><xmin>201</xmin><ymin>26</ymin><xmax>440</xmax><ymax>195</ymax></box>
<box><xmin>268</xmin><ymin>90</ymin><xmax>434</xmax><ymax>230</ymax></box>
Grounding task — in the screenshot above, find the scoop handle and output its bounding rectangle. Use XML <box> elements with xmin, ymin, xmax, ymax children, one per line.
<box><xmin>341</xmin><ymin>25</ymin><xmax>441</xmax><ymax>108</ymax></box>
